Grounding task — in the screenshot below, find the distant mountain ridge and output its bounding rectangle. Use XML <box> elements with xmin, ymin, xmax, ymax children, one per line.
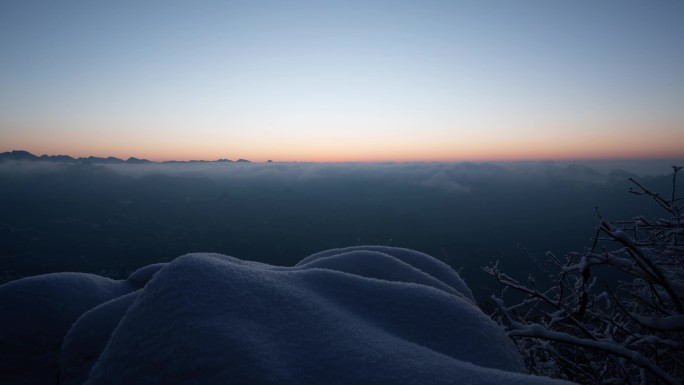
<box><xmin>0</xmin><ymin>150</ymin><xmax>252</xmax><ymax>164</ymax></box>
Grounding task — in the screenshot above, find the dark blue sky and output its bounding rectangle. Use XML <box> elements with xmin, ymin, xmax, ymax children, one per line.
<box><xmin>1</xmin><ymin>1</ymin><xmax>683</xmax><ymax>161</ymax></box>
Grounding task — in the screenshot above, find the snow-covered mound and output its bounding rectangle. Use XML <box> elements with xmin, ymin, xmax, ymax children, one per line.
<box><xmin>0</xmin><ymin>272</ymin><xmax>136</xmax><ymax>384</ymax></box>
<box><xmin>0</xmin><ymin>246</ymin><xmax>570</xmax><ymax>385</ymax></box>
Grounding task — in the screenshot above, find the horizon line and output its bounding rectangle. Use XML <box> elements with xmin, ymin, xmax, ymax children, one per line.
<box><xmin>2</xmin><ymin>149</ymin><xmax>683</xmax><ymax>165</ymax></box>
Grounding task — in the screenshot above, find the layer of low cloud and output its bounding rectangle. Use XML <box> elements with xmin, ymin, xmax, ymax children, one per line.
<box><xmin>89</xmin><ymin>159</ymin><xmax>682</xmax><ymax>188</ymax></box>
<box><xmin>1</xmin><ymin>157</ymin><xmax>681</xmax><ymax>302</ymax></box>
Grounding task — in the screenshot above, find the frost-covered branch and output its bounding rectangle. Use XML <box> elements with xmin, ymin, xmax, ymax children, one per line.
<box><xmin>485</xmin><ymin>167</ymin><xmax>684</xmax><ymax>384</ymax></box>
<box><xmin>507</xmin><ymin>324</ymin><xmax>680</xmax><ymax>385</ymax></box>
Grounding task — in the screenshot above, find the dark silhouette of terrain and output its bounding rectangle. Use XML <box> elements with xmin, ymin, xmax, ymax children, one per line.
<box><xmin>0</xmin><ymin>150</ymin><xmax>251</xmax><ymax>164</ymax></box>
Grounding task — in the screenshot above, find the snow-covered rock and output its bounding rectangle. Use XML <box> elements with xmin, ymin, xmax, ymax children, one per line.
<box><xmin>126</xmin><ymin>263</ymin><xmax>167</xmax><ymax>288</ymax></box>
<box><xmin>0</xmin><ymin>273</ymin><xmax>135</xmax><ymax>384</ymax></box>
<box><xmin>59</xmin><ymin>292</ymin><xmax>139</xmax><ymax>385</ymax></box>
<box><xmin>297</xmin><ymin>246</ymin><xmax>475</xmax><ymax>301</ymax></box>
<box><xmin>0</xmin><ymin>247</ymin><xmax>571</xmax><ymax>385</ymax></box>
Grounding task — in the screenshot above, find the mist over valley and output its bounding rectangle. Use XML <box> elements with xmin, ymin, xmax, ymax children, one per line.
<box><xmin>2</xmin><ymin>153</ymin><xmax>679</xmax><ymax>302</ymax></box>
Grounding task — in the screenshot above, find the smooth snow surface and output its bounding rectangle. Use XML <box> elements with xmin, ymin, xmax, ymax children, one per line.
<box><xmin>60</xmin><ymin>292</ymin><xmax>139</xmax><ymax>385</ymax></box>
<box><xmin>0</xmin><ymin>246</ymin><xmax>571</xmax><ymax>385</ymax></box>
<box><xmin>0</xmin><ymin>273</ymin><xmax>134</xmax><ymax>384</ymax></box>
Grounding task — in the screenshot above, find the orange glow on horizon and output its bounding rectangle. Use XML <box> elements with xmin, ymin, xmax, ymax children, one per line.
<box><xmin>3</xmin><ymin>121</ymin><xmax>682</xmax><ymax>164</ymax></box>
<box><xmin>4</xmin><ymin>140</ymin><xmax>682</xmax><ymax>164</ymax></box>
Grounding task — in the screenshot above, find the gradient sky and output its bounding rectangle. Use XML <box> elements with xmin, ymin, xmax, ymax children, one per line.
<box><xmin>1</xmin><ymin>0</ymin><xmax>683</xmax><ymax>162</ymax></box>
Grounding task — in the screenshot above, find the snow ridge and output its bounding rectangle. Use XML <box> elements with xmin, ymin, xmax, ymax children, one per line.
<box><xmin>0</xmin><ymin>247</ymin><xmax>571</xmax><ymax>385</ymax></box>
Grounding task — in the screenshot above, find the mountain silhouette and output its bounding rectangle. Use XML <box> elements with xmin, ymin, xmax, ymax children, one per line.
<box><xmin>0</xmin><ymin>150</ymin><xmax>252</xmax><ymax>164</ymax></box>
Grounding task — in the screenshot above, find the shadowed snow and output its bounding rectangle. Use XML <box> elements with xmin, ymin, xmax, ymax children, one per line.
<box><xmin>0</xmin><ymin>273</ymin><xmax>134</xmax><ymax>384</ymax></box>
<box><xmin>0</xmin><ymin>247</ymin><xmax>571</xmax><ymax>385</ymax></box>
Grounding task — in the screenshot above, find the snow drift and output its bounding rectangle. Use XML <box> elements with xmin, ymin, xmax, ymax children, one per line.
<box><xmin>0</xmin><ymin>246</ymin><xmax>570</xmax><ymax>384</ymax></box>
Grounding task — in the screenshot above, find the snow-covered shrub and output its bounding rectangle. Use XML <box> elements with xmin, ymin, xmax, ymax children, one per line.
<box><xmin>485</xmin><ymin>166</ymin><xmax>683</xmax><ymax>385</ymax></box>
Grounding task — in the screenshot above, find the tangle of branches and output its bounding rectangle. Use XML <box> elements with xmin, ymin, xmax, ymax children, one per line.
<box><xmin>485</xmin><ymin>166</ymin><xmax>683</xmax><ymax>385</ymax></box>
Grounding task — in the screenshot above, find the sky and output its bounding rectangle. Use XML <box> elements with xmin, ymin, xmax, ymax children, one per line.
<box><xmin>1</xmin><ymin>0</ymin><xmax>683</xmax><ymax>162</ymax></box>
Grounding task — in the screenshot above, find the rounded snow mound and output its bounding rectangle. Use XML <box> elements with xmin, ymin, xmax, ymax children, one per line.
<box><xmin>126</xmin><ymin>263</ymin><xmax>167</xmax><ymax>288</ymax></box>
<box><xmin>0</xmin><ymin>247</ymin><xmax>571</xmax><ymax>385</ymax></box>
<box><xmin>0</xmin><ymin>273</ymin><xmax>134</xmax><ymax>384</ymax></box>
<box><xmin>297</xmin><ymin>246</ymin><xmax>474</xmax><ymax>301</ymax></box>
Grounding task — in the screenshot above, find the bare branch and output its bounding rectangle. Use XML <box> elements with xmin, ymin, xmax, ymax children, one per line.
<box><xmin>507</xmin><ymin>326</ymin><xmax>681</xmax><ymax>385</ymax></box>
<box><xmin>485</xmin><ymin>166</ymin><xmax>684</xmax><ymax>384</ymax></box>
